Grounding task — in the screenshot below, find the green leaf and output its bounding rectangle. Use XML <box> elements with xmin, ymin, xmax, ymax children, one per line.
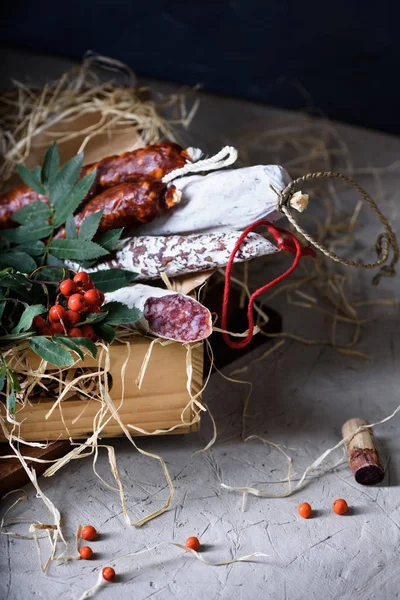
<box><xmin>69</xmin><ymin>337</ymin><xmax>98</xmax><ymax>359</ymax></box>
<box><xmin>32</xmin><ymin>166</ymin><xmax>42</xmax><ymax>182</ymax></box>
<box><xmin>53</xmin><ymin>335</ymin><xmax>84</xmax><ymax>361</ymax></box>
<box><xmin>31</xmin><ymin>265</ymin><xmax>60</xmax><ymax>283</ymax></box>
<box><xmin>76</xmin><ymin>311</ymin><xmax>108</xmax><ymax>326</ymax></box>
<box><xmin>16</xmin><ymin>241</ymin><xmax>45</xmax><ymax>257</ymax></box>
<box><xmin>41</xmin><ymin>142</ymin><xmax>60</xmax><ymax>188</ymax></box>
<box><xmin>8</xmin><ymin>370</ymin><xmax>21</xmax><ymax>392</ymax></box>
<box><xmin>103</xmin><ymin>301</ymin><xmax>142</xmax><ymax>325</ymax></box>
<box><xmin>0</xmin><ymin>237</ymin><xmax>10</xmax><ymax>251</ymax></box>
<box><xmin>45</xmin><ymin>254</ymin><xmax>65</xmax><ymax>268</ymax></box>
<box><xmin>7</xmin><ymin>390</ymin><xmax>16</xmax><ymax>414</ymax></box>
<box><xmin>1</xmin><ymin>222</ymin><xmax>53</xmax><ymax>243</ymax></box>
<box><xmin>78</xmin><ymin>210</ymin><xmax>103</xmax><ymax>241</ymax></box>
<box><xmin>66</xmin><ymin>214</ymin><xmax>77</xmax><ymax>239</ymax></box>
<box><xmin>49</xmin><ymin>153</ymin><xmax>84</xmax><ymax>207</ymax></box>
<box><xmin>53</xmin><ymin>171</ymin><xmax>97</xmax><ymax>227</ymax></box>
<box><xmin>12</xmin><ymin>201</ymin><xmax>51</xmax><ymax>225</ymax></box>
<box><xmin>0</xmin><ymin>273</ymin><xmax>32</xmax><ymax>299</ymax></box>
<box><xmin>0</xmin><ymin>251</ymin><xmax>37</xmax><ymax>273</ymax></box>
<box><xmin>53</xmin><ymin>336</ymin><xmax>98</xmax><ymax>361</ymax></box>
<box><xmin>12</xmin><ymin>304</ymin><xmax>46</xmax><ymax>333</ymax></box>
<box><xmin>49</xmin><ymin>239</ymin><xmax>109</xmax><ymax>261</ymax></box>
<box><xmin>90</xmin><ymin>269</ymin><xmax>138</xmax><ymax>293</ymax></box>
<box><xmin>0</xmin><ymin>371</ymin><xmax>5</xmax><ymax>392</ymax></box>
<box><xmin>93</xmin><ymin>322</ymin><xmax>115</xmax><ymax>344</ymax></box>
<box><xmin>8</xmin><ymin>270</ymin><xmax>32</xmax><ymax>286</ymax></box>
<box><xmin>0</xmin><ymin>300</ymin><xmax>6</xmax><ymax>323</ymax></box>
<box><xmin>96</xmin><ymin>228</ymin><xmax>123</xmax><ymax>252</ymax></box>
<box><xmin>16</xmin><ymin>164</ymin><xmax>46</xmax><ymax>195</ymax></box>
<box><xmin>29</xmin><ymin>336</ymin><xmax>75</xmax><ymax>367</ymax></box>
<box><xmin>0</xmin><ymin>332</ymin><xmax>32</xmax><ymax>344</ymax></box>
<box><xmin>80</xmin><ymin>260</ymin><xmax>97</xmax><ymax>269</ymax></box>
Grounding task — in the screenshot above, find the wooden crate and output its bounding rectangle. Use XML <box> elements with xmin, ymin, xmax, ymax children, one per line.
<box><xmin>0</xmin><ymin>338</ymin><xmax>203</xmax><ymax>442</ymax></box>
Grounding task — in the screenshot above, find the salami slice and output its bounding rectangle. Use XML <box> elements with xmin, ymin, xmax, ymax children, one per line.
<box><xmin>82</xmin><ymin>231</ymin><xmax>278</xmax><ymax>280</ymax></box>
<box><xmin>134</xmin><ymin>165</ymin><xmax>291</xmax><ymax>236</ymax></box>
<box><xmin>105</xmin><ymin>285</ymin><xmax>212</xmax><ymax>342</ymax></box>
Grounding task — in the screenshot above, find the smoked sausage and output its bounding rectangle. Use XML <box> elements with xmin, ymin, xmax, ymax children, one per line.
<box><xmin>0</xmin><ymin>142</ymin><xmax>191</xmax><ymax>229</ymax></box>
<box><xmin>57</xmin><ymin>179</ymin><xmax>181</xmax><ymax>237</ymax></box>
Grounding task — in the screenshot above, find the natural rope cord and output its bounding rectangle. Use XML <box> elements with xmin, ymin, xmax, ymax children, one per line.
<box><xmin>162</xmin><ymin>146</ymin><xmax>238</xmax><ymax>184</ymax></box>
<box><xmin>277</xmin><ymin>171</ymin><xmax>400</xmax><ymax>284</ymax></box>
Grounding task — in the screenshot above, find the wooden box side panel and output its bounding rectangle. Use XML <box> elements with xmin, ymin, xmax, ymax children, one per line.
<box><xmin>0</xmin><ymin>339</ymin><xmax>203</xmax><ymax>442</ymax></box>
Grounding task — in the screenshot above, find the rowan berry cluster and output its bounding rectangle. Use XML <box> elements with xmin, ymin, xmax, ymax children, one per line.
<box><xmin>32</xmin><ymin>272</ymin><xmax>104</xmax><ymax>339</ymax></box>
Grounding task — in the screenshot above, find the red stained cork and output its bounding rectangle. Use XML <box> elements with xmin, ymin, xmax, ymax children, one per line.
<box><xmin>342</xmin><ymin>418</ymin><xmax>385</xmax><ymax>485</ymax></box>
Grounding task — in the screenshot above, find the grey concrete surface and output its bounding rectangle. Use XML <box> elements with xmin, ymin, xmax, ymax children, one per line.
<box><xmin>1</xmin><ymin>50</ymin><xmax>400</xmax><ymax>600</ymax></box>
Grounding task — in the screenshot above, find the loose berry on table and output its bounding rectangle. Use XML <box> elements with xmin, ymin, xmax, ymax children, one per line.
<box><xmin>102</xmin><ymin>567</ymin><xmax>115</xmax><ymax>582</ymax></box>
<box><xmin>81</xmin><ymin>525</ymin><xmax>97</xmax><ymax>541</ymax></box>
<box><xmin>185</xmin><ymin>536</ymin><xmax>201</xmax><ymax>551</ymax></box>
<box><xmin>79</xmin><ymin>546</ymin><xmax>93</xmax><ymax>560</ymax></box>
<box><xmin>332</xmin><ymin>499</ymin><xmax>349</xmax><ymax>515</ymax></box>
<box><xmin>298</xmin><ymin>502</ymin><xmax>313</xmax><ymax>519</ymax></box>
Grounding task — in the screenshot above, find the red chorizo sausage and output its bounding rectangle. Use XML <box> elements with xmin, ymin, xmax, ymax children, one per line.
<box><xmin>81</xmin><ymin>142</ymin><xmax>190</xmax><ymax>198</ymax></box>
<box><xmin>0</xmin><ymin>143</ymin><xmax>189</xmax><ymax>229</ymax></box>
<box><xmin>56</xmin><ymin>179</ymin><xmax>181</xmax><ymax>238</ymax></box>
<box><xmin>0</xmin><ymin>186</ymin><xmax>46</xmax><ymax>229</ymax></box>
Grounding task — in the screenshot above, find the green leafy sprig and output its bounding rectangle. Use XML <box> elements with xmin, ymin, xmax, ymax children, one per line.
<box><xmin>0</xmin><ymin>265</ymin><xmax>140</xmax><ymax>409</ymax></box>
<box><xmin>0</xmin><ymin>143</ymin><xmax>142</xmax><ymax>407</ymax></box>
<box><xmin>0</xmin><ymin>142</ymin><xmax>125</xmax><ymax>271</ymax></box>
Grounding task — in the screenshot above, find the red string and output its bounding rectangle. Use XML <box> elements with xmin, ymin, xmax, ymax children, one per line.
<box><xmin>221</xmin><ymin>219</ymin><xmax>316</xmax><ymax>349</ymax></box>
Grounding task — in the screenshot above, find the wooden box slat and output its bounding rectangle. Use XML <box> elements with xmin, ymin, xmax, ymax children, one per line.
<box><xmin>0</xmin><ymin>338</ymin><xmax>203</xmax><ymax>442</ymax></box>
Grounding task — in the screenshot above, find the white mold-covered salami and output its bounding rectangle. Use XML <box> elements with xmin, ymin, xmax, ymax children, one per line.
<box><xmin>105</xmin><ymin>284</ymin><xmax>212</xmax><ymax>342</ymax></box>
<box><xmin>88</xmin><ymin>231</ymin><xmax>278</xmax><ymax>280</ymax></box>
<box><xmin>134</xmin><ymin>165</ymin><xmax>291</xmax><ymax>236</ymax></box>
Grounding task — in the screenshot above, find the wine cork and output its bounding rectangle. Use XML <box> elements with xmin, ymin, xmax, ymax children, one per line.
<box><xmin>342</xmin><ymin>418</ymin><xmax>385</xmax><ymax>485</ymax></box>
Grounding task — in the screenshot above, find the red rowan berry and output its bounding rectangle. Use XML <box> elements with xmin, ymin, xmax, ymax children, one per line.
<box><xmin>102</xmin><ymin>567</ymin><xmax>115</xmax><ymax>582</ymax></box>
<box><xmin>185</xmin><ymin>536</ymin><xmax>201</xmax><ymax>551</ymax></box>
<box><xmin>81</xmin><ymin>525</ymin><xmax>97</xmax><ymax>541</ymax></box>
<box><xmin>59</xmin><ymin>279</ymin><xmax>77</xmax><ymax>297</ymax></box>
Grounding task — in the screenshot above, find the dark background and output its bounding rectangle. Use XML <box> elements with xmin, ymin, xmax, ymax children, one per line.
<box><xmin>1</xmin><ymin>0</ymin><xmax>398</xmax><ymax>134</ymax></box>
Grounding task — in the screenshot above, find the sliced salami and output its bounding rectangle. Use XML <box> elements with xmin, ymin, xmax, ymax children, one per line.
<box><xmin>85</xmin><ymin>231</ymin><xmax>278</xmax><ymax>280</ymax></box>
<box><xmin>134</xmin><ymin>165</ymin><xmax>291</xmax><ymax>236</ymax></box>
<box><xmin>105</xmin><ymin>285</ymin><xmax>212</xmax><ymax>342</ymax></box>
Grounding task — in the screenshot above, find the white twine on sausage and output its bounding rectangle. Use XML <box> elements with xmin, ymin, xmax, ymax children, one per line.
<box><xmin>162</xmin><ymin>145</ymin><xmax>238</xmax><ymax>184</ymax></box>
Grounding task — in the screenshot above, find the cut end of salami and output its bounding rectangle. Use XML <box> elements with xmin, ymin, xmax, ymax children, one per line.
<box><xmin>165</xmin><ymin>186</ymin><xmax>182</xmax><ymax>208</ymax></box>
<box><xmin>144</xmin><ymin>294</ymin><xmax>212</xmax><ymax>342</ymax></box>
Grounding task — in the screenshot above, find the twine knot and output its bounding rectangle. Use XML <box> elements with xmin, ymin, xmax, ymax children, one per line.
<box><xmin>278</xmin><ymin>183</ymin><xmax>309</xmax><ymax>213</ymax></box>
<box><xmin>276</xmin><ymin>171</ymin><xmax>399</xmax><ymax>284</ymax></box>
<box><xmin>372</xmin><ymin>264</ymin><xmax>397</xmax><ymax>286</ymax></box>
